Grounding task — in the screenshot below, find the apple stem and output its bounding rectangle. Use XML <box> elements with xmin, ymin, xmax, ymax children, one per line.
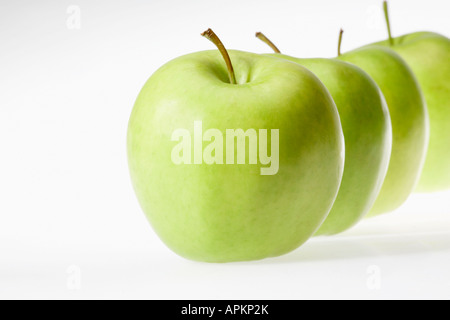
<box><xmin>255</xmin><ymin>32</ymin><xmax>281</xmax><ymax>53</ymax></box>
<box><xmin>383</xmin><ymin>1</ymin><xmax>394</xmax><ymax>46</ymax></box>
<box><xmin>338</xmin><ymin>28</ymin><xmax>344</xmax><ymax>56</ymax></box>
<box><xmin>201</xmin><ymin>28</ymin><xmax>237</xmax><ymax>85</ymax></box>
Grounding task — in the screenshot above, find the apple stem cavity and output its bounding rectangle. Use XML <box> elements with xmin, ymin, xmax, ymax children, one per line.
<box><xmin>338</xmin><ymin>28</ymin><xmax>344</xmax><ymax>57</ymax></box>
<box><xmin>201</xmin><ymin>28</ymin><xmax>237</xmax><ymax>84</ymax></box>
<box><xmin>383</xmin><ymin>1</ymin><xmax>394</xmax><ymax>46</ymax></box>
<box><xmin>255</xmin><ymin>32</ymin><xmax>281</xmax><ymax>54</ymax></box>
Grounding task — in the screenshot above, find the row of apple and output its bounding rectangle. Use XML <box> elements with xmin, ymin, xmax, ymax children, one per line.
<box><xmin>127</xmin><ymin>2</ymin><xmax>449</xmax><ymax>262</ymax></box>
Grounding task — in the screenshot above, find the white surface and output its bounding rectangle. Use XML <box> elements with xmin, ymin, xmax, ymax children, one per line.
<box><xmin>0</xmin><ymin>0</ymin><xmax>449</xmax><ymax>300</ymax></box>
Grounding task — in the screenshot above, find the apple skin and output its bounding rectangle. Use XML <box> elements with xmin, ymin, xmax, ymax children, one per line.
<box><xmin>338</xmin><ymin>46</ymin><xmax>429</xmax><ymax>216</ymax></box>
<box><xmin>370</xmin><ymin>32</ymin><xmax>450</xmax><ymax>192</ymax></box>
<box><xmin>127</xmin><ymin>50</ymin><xmax>345</xmax><ymax>262</ymax></box>
<box><xmin>266</xmin><ymin>54</ymin><xmax>392</xmax><ymax>234</ymax></box>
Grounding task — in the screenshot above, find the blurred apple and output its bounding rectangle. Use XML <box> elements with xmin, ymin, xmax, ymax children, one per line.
<box><xmin>369</xmin><ymin>1</ymin><xmax>450</xmax><ymax>192</ymax></box>
<box><xmin>338</xmin><ymin>32</ymin><xmax>429</xmax><ymax>216</ymax></box>
<box><xmin>256</xmin><ymin>31</ymin><xmax>392</xmax><ymax>235</ymax></box>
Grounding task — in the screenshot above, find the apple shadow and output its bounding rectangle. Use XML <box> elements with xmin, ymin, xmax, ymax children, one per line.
<box><xmin>260</xmin><ymin>229</ymin><xmax>450</xmax><ymax>264</ymax></box>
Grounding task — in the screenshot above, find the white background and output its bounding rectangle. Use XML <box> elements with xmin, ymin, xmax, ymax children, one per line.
<box><xmin>0</xmin><ymin>0</ymin><xmax>449</xmax><ymax>299</ymax></box>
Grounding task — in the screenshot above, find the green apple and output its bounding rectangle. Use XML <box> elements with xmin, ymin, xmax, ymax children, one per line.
<box><xmin>256</xmin><ymin>32</ymin><xmax>392</xmax><ymax>235</ymax></box>
<box><xmin>337</xmin><ymin>33</ymin><xmax>429</xmax><ymax>216</ymax></box>
<box><xmin>368</xmin><ymin>1</ymin><xmax>450</xmax><ymax>192</ymax></box>
<box><xmin>127</xmin><ymin>29</ymin><xmax>345</xmax><ymax>262</ymax></box>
